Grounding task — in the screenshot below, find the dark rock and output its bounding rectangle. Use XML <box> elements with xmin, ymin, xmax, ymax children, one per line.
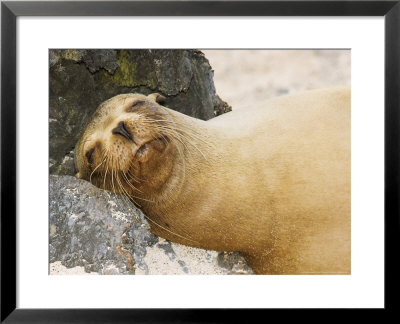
<box><xmin>49</xmin><ymin>49</ymin><xmax>231</xmax><ymax>175</ymax></box>
<box><xmin>49</xmin><ymin>150</ymin><xmax>75</xmax><ymax>176</ymax></box>
<box><xmin>217</xmin><ymin>251</ymin><xmax>254</xmax><ymax>274</ymax></box>
<box><xmin>81</xmin><ymin>49</ymin><xmax>119</xmax><ymax>74</ymax></box>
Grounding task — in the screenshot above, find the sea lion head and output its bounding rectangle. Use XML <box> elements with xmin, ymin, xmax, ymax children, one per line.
<box><xmin>74</xmin><ymin>93</ymin><xmax>178</xmax><ymax>200</ymax></box>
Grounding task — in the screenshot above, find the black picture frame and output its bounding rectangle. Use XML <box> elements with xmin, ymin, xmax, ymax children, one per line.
<box><xmin>1</xmin><ymin>0</ymin><xmax>399</xmax><ymax>322</ymax></box>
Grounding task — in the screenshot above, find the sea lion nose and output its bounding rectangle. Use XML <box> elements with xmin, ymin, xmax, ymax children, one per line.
<box><xmin>112</xmin><ymin>121</ymin><xmax>132</xmax><ymax>141</ymax></box>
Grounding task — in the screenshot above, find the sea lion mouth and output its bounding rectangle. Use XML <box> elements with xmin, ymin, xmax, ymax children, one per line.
<box><xmin>135</xmin><ymin>142</ymin><xmax>149</xmax><ymax>157</ymax></box>
<box><xmin>134</xmin><ymin>136</ymin><xmax>168</xmax><ymax>157</ymax></box>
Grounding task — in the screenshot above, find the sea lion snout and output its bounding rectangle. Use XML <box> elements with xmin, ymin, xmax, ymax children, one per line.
<box><xmin>112</xmin><ymin>121</ymin><xmax>133</xmax><ymax>141</ymax></box>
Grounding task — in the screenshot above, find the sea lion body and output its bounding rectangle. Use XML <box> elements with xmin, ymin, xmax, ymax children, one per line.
<box><xmin>75</xmin><ymin>88</ymin><xmax>350</xmax><ymax>274</ymax></box>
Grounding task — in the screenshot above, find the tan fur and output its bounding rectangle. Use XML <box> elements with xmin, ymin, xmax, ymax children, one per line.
<box><xmin>75</xmin><ymin>88</ymin><xmax>351</xmax><ymax>274</ymax></box>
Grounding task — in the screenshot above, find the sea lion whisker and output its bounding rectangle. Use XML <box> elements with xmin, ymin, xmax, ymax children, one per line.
<box><xmin>89</xmin><ymin>156</ymin><xmax>107</xmax><ymax>184</ymax></box>
<box><xmin>117</xmin><ymin>173</ymin><xmax>154</xmax><ymax>204</ymax></box>
<box><xmin>125</xmin><ymin>191</ymin><xmax>155</xmax><ymax>203</ymax></box>
<box><xmin>125</xmin><ymin>166</ymin><xmax>145</xmax><ymax>183</ymax></box>
<box><xmin>155</xmin><ymin>127</ymin><xmax>189</xmax><ymax>150</ymax></box>
<box><xmin>148</xmin><ymin>118</ymin><xmax>204</xmax><ymax>133</ymax></box>
<box><xmin>111</xmin><ymin>165</ymin><xmax>137</xmax><ymax>209</ymax></box>
<box><xmin>173</xmin><ymin>137</ymin><xmax>187</xmax><ymax>185</ymax></box>
<box><xmin>109</xmin><ymin>157</ymin><xmax>133</xmax><ymax>212</ymax></box>
<box><xmin>110</xmin><ymin>157</ymin><xmax>118</xmax><ymax>195</ymax></box>
<box><xmin>121</xmin><ymin>171</ymin><xmax>145</xmax><ymax>194</ymax></box>
<box><xmin>112</xmin><ymin>161</ymin><xmax>155</xmax><ymax>204</ymax></box>
<box><xmin>158</xmin><ymin>133</ymin><xmax>171</xmax><ymax>147</ymax></box>
<box><xmin>158</xmin><ymin>127</ymin><xmax>208</xmax><ymax>162</ymax></box>
<box><xmin>141</xmin><ymin>213</ymin><xmax>199</xmax><ymax>244</ymax></box>
<box><xmin>103</xmin><ymin>159</ymin><xmax>109</xmax><ymax>191</ymax></box>
<box><xmin>115</xmin><ymin>168</ymin><xmax>143</xmax><ymax>209</ymax></box>
<box><xmin>97</xmin><ymin>156</ymin><xmax>114</xmax><ymax>208</ymax></box>
<box><xmin>155</xmin><ymin>122</ymin><xmax>213</xmax><ymax>149</ymax></box>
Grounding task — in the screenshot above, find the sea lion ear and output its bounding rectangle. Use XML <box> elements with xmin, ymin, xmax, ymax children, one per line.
<box><xmin>148</xmin><ymin>93</ymin><xmax>166</xmax><ymax>104</ymax></box>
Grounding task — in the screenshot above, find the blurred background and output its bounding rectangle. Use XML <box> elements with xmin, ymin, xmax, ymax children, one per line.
<box><xmin>203</xmin><ymin>49</ymin><xmax>350</xmax><ymax>110</ymax></box>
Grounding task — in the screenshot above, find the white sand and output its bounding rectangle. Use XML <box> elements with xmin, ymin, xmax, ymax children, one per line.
<box><xmin>50</xmin><ymin>261</ymin><xmax>98</xmax><ymax>275</ymax></box>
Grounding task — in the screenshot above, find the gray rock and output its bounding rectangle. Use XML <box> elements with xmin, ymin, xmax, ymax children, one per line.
<box><xmin>49</xmin><ymin>49</ymin><xmax>231</xmax><ymax>176</ymax></box>
<box><xmin>49</xmin><ymin>174</ymin><xmax>156</xmax><ymax>274</ymax></box>
<box><xmin>49</xmin><ymin>175</ymin><xmax>253</xmax><ymax>275</ymax></box>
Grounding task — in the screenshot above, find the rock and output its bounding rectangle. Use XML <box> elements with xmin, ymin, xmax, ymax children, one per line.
<box><xmin>49</xmin><ymin>150</ymin><xmax>75</xmax><ymax>176</ymax></box>
<box><xmin>49</xmin><ymin>174</ymin><xmax>155</xmax><ymax>274</ymax></box>
<box><xmin>49</xmin><ymin>175</ymin><xmax>253</xmax><ymax>275</ymax></box>
<box><xmin>49</xmin><ymin>49</ymin><xmax>231</xmax><ymax>176</ymax></box>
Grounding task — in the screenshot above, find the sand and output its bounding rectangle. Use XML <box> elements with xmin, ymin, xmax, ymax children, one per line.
<box><xmin>203</xmin><ymin>49</ymin><xmax>350</xmax><ymax>110</ymax></box>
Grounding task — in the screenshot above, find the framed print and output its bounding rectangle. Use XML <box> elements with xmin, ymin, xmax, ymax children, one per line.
<box><xmin>1</xmin><ymin>0</ymin><xmax>399</xmax><ymax>322</ymax></box>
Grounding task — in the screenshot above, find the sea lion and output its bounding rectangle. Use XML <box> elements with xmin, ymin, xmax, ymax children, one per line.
<box><xmin>74</xmin><ymin>88</ymin><xmax>351</xmax><ymax>274</ymax></box>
